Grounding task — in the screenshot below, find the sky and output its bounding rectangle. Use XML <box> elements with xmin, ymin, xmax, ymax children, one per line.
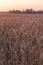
<box><xmin>0</xmin><ymin>0</ymin><xmax>43</xmax><ymax>11</ymax></box>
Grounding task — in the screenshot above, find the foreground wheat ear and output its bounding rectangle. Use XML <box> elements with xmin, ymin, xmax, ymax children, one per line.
<box><xmin>0</xmin><ymin>14</ymin><xmax>43</xmax><ymax>65</ymax></box>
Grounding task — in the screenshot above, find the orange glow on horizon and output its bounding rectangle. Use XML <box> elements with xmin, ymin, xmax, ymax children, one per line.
<box><xmin>0</xmin><ymin>0</ymin><xmax>43</xmax><ymax>11</ymax></box>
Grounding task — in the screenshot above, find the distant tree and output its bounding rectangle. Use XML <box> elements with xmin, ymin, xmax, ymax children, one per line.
<box><xmin>9</xmin><ymin>8</ymin><xmax>43</xmax><ymax>14</ymax></box>
<box><xmin>12</xmin><ymin>9</ymin><xmax>15</xmax><ymax>13</ymax></box>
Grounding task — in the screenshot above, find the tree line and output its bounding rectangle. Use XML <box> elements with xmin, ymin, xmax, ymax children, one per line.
<box><xmin>9</xmin><ymin>9</ymin><xmax>43</xmax><ymax>14</ymax></box>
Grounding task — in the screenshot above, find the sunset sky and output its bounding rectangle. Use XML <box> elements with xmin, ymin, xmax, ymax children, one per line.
<box><xmin>0</xmin><ymin>0</ymin><xmax>43</xmax><ymax>11</ymax></box>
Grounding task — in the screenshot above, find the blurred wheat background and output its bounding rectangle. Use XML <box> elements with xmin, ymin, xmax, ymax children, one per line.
<box><xmin>0</xmin><ymin>13</ymin><xmax>43</xmax><ymax>65</ymax></box>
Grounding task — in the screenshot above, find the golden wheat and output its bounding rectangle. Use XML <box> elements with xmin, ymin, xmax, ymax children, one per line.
<box><xmin>0</xmin><ymin>13</ymin><xmax>43</xmax><ymax>65</ymax></box>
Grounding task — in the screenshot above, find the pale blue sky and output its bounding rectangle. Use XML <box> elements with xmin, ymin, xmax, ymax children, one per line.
<box><xmin>0</xmin><ymin>0</ymin><xmax>43</xmax><ymax>11</ymax></box>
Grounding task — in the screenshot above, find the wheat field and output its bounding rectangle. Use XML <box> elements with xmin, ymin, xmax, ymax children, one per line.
<box><xmin>0</xmin><ymin>13</ymin><xmax>43</xmax><ymax>65</ymax></box>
